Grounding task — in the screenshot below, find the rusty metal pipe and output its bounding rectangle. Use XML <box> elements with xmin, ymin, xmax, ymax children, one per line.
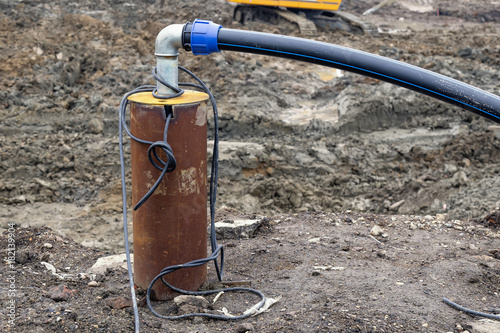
<box><xmin>128</xmin><ymin>91</ymin><xmax>209</xmax><ymax>300</ymax></box>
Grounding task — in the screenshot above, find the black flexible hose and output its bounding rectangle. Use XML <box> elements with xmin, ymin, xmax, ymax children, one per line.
<box><xmin>216</xmin><ymin>28</ymin><xmax>500</xmax><ymax>123</ymax></box>
<box><xmin>443</xmin><ymin>297</ymin><xmax>500</xmax><ymax>321</ymax></box>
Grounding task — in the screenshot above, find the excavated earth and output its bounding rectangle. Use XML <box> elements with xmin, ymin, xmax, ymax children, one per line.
<box><xmin>1</xmin><ymin>0</ymin><xmax>500</xmax><ymax>332</ymax></box>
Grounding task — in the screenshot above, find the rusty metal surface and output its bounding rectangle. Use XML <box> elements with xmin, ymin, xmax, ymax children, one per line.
<box><xmin>130</xmin><ymin>98</ymin><xmax>208</xmax><ymax>300</ymax></box>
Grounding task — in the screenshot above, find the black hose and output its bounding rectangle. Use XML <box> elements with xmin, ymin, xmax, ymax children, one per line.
<box><xmin>216</xmin><ymin>28</ymin><xmax>500</xmax><ymax>124</ymax></box>
<box><xmin>443</xmin><ymin>297</ymin><xmax>500</xmax><ymax>321</ymax></box>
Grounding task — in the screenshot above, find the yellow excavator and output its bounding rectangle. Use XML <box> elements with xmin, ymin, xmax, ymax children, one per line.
<box><xmin>226</xmin><ymin>0</ymin><xmax>377</xmax><ymax>35</ymax></box>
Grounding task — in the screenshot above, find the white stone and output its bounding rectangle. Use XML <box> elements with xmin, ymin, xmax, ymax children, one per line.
<box><xmin>436</xmin><ymin>213</ymin><xmax>448</xmax><ymax>222</ymax></box>
<box><xmin>467</xmin><ymin>320</ymin><xmax>500</xmax><ymax>333</ymax></box>
<box><xmin>308</xmin><ymin>237</ymin><xmax>321</xmax><ymax>244</ymax></box>
<box><xmin>215</xmin><ymin>219</ymin><xmax>263</xmax><ymax>239</ymax></box>
<box><xmin>89</xmin><ymin>253</ymin><xmax>133</xmax><ymax>275</ymax></box>
<box><xmin>370</xmin><ymin>225</ymin><xmax>384</xmax><ymax>236</ymax></box>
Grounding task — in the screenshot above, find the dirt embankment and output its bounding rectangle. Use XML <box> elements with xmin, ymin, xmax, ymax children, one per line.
<box><xmin>1</xmin><ymin>0</ymin><xmax>500</xmax><ymax>231</ymax></box>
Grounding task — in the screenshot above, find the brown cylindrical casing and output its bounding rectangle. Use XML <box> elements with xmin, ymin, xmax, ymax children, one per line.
<box><xmin>129</xmin><ymin>92</ymin><xmax>208</xmax><ymax>300</ymax></box>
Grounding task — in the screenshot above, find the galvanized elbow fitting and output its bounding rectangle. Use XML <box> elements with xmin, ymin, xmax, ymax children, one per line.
<box><xmin>155</xmin><ymin>24</ymin><xmax>184</xmax><ymax>96</ymax></box>
<box><xmin>155</xmin><ymin>20</ymin><xmax>222</xmax><ymax>96</ymax></box>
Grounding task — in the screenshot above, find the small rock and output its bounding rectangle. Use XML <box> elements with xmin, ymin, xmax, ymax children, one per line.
<box><xmin>88</xmin><ymin>118</ymin><xmax>103</xmax><ymax>134</ymax></box>
<box><xmin>467</xmin><ymin>320</ymin><xmax>500</xmax><ymax>333</ymax></box>
<box><xmin>452</xmin><ymin>170</ymin><xmax>468</xmax><ymax>187</ymax></box>
<box><xmin>106</xmin><ymin>296</ymin><xmax>133</xmax><ymax>309</ymax></box>
<box><xmin>191</xmin><ymin>316</ymin><xmax>204</xmax><ymax>324</ymax></box>
<box><xmin>67</xmin><ymin>312</ymin><xmax>78</xmax><ymax>321</ymax></box>
<box><xmin>173</xmin><ymin>295</ymin><xmax>210</xmax><ymax>314</ymax></box>
<box><xmin>308</xmin><ymin>237</ymin><xmax>321</xmax><ymax>244</ymax></box>
<box><xmin>48</xmin><ymin>284</ymin><xmax>77</xmax><ymax>302</ymax></box>
<box><xmin>389</xmin><ymin>199</ymin><xmax>405</xmax><ymax>211</ymax></box>
<box><xmin>88</xmin><ymin>281</ymin><xmax>99</xmax><ymax>287</ymax></box>
<box><xmin>33</xmin><ymin>46</ymin><xmax>43</xmax><ymax>55</ymax></box>
<box><xmin>370</xmin><ymin>225</ymin><xmax>384</xmax><ymax>236</ymax></box>
<box><xmin>11</xmin><ymin>195</ymin><xmax>26</xmax><ymax>204</ymax></box>
<box><xmin>16</xmin><ymin>250</ymin><xmax>31</xmax><ymax>264</ymax></box>
<box><xmin>436</xmin><ymin>213</ymin><xmax>448</xmax><ymax>222</ymax></box>
<box><xmin>215</xmin><ymin>219</ymin><xmax>263</xmax><ymax>239</ymax></box>
<box><xmin>409</xmin><ymin>223</ymin><xmax>418</xmax><ymax>230</ymax></box>
<box><xmin>237</xmin><ymin>322</ymin><xmax>255</xmax><ymax>333</ymax></box>
<box><xmin>41</xmin><ymin>261</ymin><xmax>57</xmax><ymax>274</ymax></box>
<box><xmin>61</xmin><ymin>60</ymin><xmax>81</xmax><ymax>86</ymax></box>
<box><xmin>174</xmin><ymin>295</ymin><xmax>209</xmax><ymax>308</ymax></box>
<box><xmin>43</xmin><ymin>243</ymin><xmax>53</xmax><ymax>249</ymax></box>
<box><xmin>90</xmin><ymin>254</ymin><xmax>133</xmax><ymax>275</ymax></box>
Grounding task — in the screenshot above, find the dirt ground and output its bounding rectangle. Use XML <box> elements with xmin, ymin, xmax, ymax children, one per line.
<box><xmin>1</xmin><ymin>0</ymin><xmax>500</xmax><ymax>332</ymax></box>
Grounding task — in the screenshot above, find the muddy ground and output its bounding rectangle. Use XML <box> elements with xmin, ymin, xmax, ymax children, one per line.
<box><xmin>1</xmin><ymin>0</ymin><xmax>500</xmax><ymax>332</ymax></box>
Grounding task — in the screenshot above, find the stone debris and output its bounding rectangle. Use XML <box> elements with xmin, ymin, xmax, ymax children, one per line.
<box><xmin>48</xmin><ymin>284</ymin><xmax>77</xmax><ymax>302</ymax></box>
<box><xmin>173</xmin><ymin>295</ymin><xmax>211</xmax><ymax>315</ymax></box>
<box><xmin>215</xmin><ymin>219</ymin><xmax>263</xmax><ymax>239</ymax></box>
<box><xmin>41</xmin><ymin>261</ymin><xmax>57</xmax><ymax>274</ymax></box>
<box><xmin>218</xmin><ymin>296</ymin><xmax>282</xmax><ymax>318</ymax></box>
<box><xmin>436</xmin><ymin>213</ymin><xmax>448</xmax><ymax>221</ymax></box>
<box><xmin>236</xmin><ymin>323</ymin><xmax>255</xmax><ymax>333</ymax></box>
<box><xmin>467</xmin><ymin>320</ymin><xmax>500</xmax><ymax>333</ymax></box>
<box><xmin>89</xmin><ymin>253</ymin><xmax>133</xmax><ymax>275</ymax></box>
<box><xmin>106</xmin><ymin>296</ymin><xmax>133</xmax><ymax>310</ymax></box>
<box><xmin>308</xmin><ymin>237</ymin><xmax>321</xmax><ymax>243</ymax></box>
<box><xmin>370</xmin><ymin>225</ymin><xmax>384</xmax><ymax>236</ymax></box>
<box><xmin>313</xmin><ymin>265</ymin><xmax>345</xmax><ymax>271</ymax></box>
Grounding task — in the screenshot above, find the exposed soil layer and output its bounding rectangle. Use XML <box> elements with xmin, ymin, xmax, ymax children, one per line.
<box><xmin>1</xmin><ymin>211</ymin><xmax>500</xmax><ymax>332</ymax></box>
<box><xmin>1</xmin><ymin>0</ymin><xmax>500</xmax><ymax>332</ymax></box>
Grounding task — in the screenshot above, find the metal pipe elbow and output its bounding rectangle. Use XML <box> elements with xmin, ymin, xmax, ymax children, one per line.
<box><xmin>155</xmin><ymin>24</ymin><xmax>184</xmax><ymax>57</ymax></box>
<box><xmin>155</xmin><ymin>24</ymin><xmax>184</xmax><ymax>95</ymax></box>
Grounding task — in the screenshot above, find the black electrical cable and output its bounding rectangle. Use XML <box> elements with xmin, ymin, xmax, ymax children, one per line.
<box><xmin>119</xmin><ymin>66</ymin><xmax>266</xmax><ymax>332</ymax></box>
<box><xmin>215</xmin><ymin>28</ymin><xmax>500</xmax><ymax>124</ymax></box>
<box><xmin>443</xmin><ymin>297</ymin><xmax>500</xmax><ymax>321</ymax></box>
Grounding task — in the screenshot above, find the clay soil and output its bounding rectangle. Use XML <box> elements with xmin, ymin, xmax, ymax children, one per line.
<box><xmin>1</xmin><ymin>0</ymin><xmax>500</xmax><ymax>332</ymax></box>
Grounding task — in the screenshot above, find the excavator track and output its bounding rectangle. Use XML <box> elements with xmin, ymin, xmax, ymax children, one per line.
<box><xmin>273</xmin><ymin>9</ymin><xmax>317</xmax><ymax>36</ymax></box>
<box><xmin>233</xmin><ymin>5</ymin><xmax>377</xmax><ymax>36</ymax></box>
<box><xmin>331</xmin><ymin>11</ymin><xmax>379</xmax><ymax>36</ymax></box>
<box><xmin>306</xmin><ymin>10</ymin><xmax>378</xmax><ymax>35</ymax></box>
<box><xmin>234</xmin><ymin>5</ymin><xmax>317</xmax><ymax>36</ymax></box>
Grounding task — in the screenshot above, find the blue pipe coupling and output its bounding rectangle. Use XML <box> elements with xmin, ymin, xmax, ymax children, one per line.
<box><xmin>183</xmin><ymin>19</ymin><xmax>222</xmax><ymax>55</ymax></box>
